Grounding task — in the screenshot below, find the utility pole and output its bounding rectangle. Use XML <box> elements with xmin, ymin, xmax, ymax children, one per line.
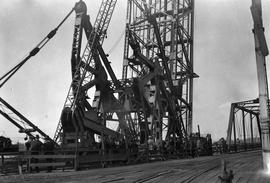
<box><xmin>250</xmin><ymin>0</ymin><xmax>270</xmax><ymax>170</ymax></box>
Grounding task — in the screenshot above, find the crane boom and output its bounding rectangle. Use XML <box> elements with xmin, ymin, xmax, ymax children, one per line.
<box><xmin>0</xmin><ymin>97</ymin><xmax>56</xmax><ymax>145</ymax></box>
<box><xmin>53</xmin><ymin>0</ymin><xmax>117</xmax><ymax>143</ymax></box>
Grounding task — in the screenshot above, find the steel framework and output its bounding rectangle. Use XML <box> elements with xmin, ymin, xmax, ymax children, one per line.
<box><xmin>0</xmin><ymin>0</ymin><xmax>201</xmax><ymax>166</ymax></box>
<box><xmin>0</xmin><ymin>97</ymin><xmax>56</xmax><ymax>145</ymax></box>
<box><xmin>226</xmin><ymin>99</ymin><xmax>263</xmax><ymax>152</ymax></box>
<box><xmin>51</xmin><ymin>0</ymin><xmax>198</xmax><ymax>159</ymax></box>
<box><xmin>120</xmin><ymin>0</ymin><xmax>197</xmax><ymax>149</ymax></box>
<box><xmin>53</xmin><ymin>0</ymin><xmax>118</xmax><ymax>145</ymax></box>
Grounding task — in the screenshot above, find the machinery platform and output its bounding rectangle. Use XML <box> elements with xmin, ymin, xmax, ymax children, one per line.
<box><xmin>1</xmin><ymin>150</ymin><xmax>269</xmax><ymax>183</ymax></box>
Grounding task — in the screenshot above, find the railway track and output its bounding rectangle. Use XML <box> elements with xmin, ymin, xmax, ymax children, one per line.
<box><xmin>0</xmin><ymin>150</ymin><xmax>268</xmax><ymax>183</ymax></box>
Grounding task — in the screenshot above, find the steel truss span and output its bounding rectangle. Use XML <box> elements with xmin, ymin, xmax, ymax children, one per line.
<box><xmin>226</xmin><ymin>99</ymin><xmax>263</xmax><ymax>152</ymax></box>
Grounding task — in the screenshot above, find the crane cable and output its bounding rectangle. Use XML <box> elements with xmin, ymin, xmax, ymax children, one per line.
<box><xmin>107</xmin><ymin>29</ymin><xmax>125</xmax><ymax>55</ymax></box>
<box><xmin>0</xmin><ymin>8</ymin><xmax>75</xmax><ymax>88</ymax></box>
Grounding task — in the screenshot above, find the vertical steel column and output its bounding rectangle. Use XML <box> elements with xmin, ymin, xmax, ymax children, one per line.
<box><xmin>250</xmin><ymin>113</ymin><xmax>254</xmax><ymax>149</ymax></box>
<box><xmin>233</xmin><ymin>112</ymin><xmax>237</xmax><ymax>152</ymax></box>
<box><xmin>256</xmin><ymin>115</ymin><xmax>262</xmax><ymax>141</ymax></box>
<box><xmin>227</xmin><ymin>103</ymin><xmax>235</xmax><ymax>150</ymax></box>
<box><xmin>251</xmin><ymin>0</ymin><xmax>270</xmax><ymax>170</ymax></box>
<box><xmin>187</xmin><ymin>0</ymin><xmax>195</xmax><ymax>136</ymax></box>
<box><xmin>242</xmin><ymin>110</ymin><xmax>247</xmax><ymax>150</ymax></box>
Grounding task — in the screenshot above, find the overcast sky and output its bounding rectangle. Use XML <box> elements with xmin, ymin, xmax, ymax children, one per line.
<box><xmin>0</xmin><ymin>0</ymin><xmax>270</xmax><ymax>142</ymax></box>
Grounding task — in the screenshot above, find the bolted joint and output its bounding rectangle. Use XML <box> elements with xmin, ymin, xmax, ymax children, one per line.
<box><xmin>147</xmin><ymin>15</ymin><xmax>156</xmax><ymax>25</ymax></box>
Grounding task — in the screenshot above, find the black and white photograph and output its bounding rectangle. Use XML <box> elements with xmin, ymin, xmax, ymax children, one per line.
<box><xmin>0</xmin><ymin>0</ymin><xmax>270</xmax><ymax>182</ymax></box>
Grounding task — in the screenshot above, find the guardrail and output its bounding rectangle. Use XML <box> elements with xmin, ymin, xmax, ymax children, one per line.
<box><xmin>17</xmin><ymin>152</ymin><xmax>76</xmax><ymax>173</ymax></box>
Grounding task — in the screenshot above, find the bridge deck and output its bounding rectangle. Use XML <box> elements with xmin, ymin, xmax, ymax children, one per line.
<box><xmin>1</xmin><ymin>150</ymin><xmax>269</xmax><ymax>183</ymax></box>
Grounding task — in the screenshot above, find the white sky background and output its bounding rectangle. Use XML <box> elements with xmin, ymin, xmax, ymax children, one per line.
<box><xmin>0</xmin><ymin>0</ymin><xmax>270</xmax><ymax>142</ymax></box>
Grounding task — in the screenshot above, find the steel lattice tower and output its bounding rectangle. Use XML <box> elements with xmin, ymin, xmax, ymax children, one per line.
<box><xmin>121</xmin><ymin>0</ymin><xmax>196</xmax><ymax>144</ymax></box>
